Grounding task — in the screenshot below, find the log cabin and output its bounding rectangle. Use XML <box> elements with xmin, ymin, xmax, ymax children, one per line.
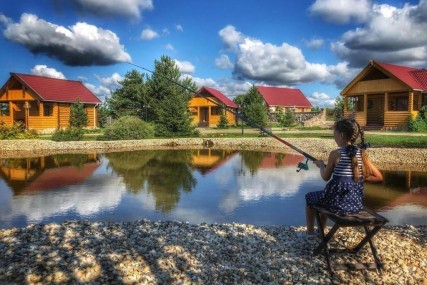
<box><xmin>341</xmin><ymin>60</ymin><xmax>427</xmax><ymax>130</ymax></box>
<box><xmin>0</xmin><ymin>73</ymin><xmax>101</xmax><ymax>131</ymax></box>
<box><xmin>189</xmin><ymin>86</ymin><xmax>237</xmax><ymax>127</ymax></box>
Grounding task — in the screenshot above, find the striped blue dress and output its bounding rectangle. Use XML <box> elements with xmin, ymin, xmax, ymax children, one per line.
<box><xmin>305</xmin><ymin>146</ymin><xmax>364</xmax><ymax>214</ymax></box>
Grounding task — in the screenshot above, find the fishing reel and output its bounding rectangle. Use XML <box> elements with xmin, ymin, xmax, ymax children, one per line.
<box><xmin>296</xmin><ymin>159</ymin><xmax>309</xmax><ymax>172</ymax></box>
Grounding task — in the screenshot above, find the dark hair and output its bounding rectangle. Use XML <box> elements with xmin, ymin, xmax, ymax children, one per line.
<box><xmin>334</xmin><ymin>118</ymin><xmax>372</xmax><ymax>181</ymax></box>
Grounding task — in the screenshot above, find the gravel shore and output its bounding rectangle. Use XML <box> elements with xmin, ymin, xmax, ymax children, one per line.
<box><xmin>0</xmin><ymin>138</ymin><xmax>426</xmax><ymax>284</ymax></box>
<box><xmin>0</xmin><ymin>221</ymin><xmax>425</xmax><ymax>284</ymax></box>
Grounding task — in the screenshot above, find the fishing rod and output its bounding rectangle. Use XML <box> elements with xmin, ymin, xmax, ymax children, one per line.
<box><xmin>126</xmin><ymin>62</ymin><xmax>318</xmax><ymax>171</ymax></box>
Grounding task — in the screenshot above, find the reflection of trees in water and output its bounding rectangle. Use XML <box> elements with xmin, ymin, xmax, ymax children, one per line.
<box><xmin>105</xmin><ymin>150</ymin><xmax>197</xmax><ymax>213</ymax></box>
<box><xmin>52</xmin><ymin>154</ymin><xmax>91</xmax><ymax>169</ymax></box>
<box><xmin>240</xmin><ymin>151</ymin><xmax>264</xmax><ymax>175</ymax></box>
<box><xmin>274</xmin><ymin>153</ymin><xmax>285</xmax><ymax>167</ymax></box>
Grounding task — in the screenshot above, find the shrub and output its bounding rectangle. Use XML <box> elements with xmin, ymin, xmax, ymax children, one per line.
<box><xmin>69</xmin><ymin>100</ymin><xmax>88</xmax><ymax>128</ymax></box>
<box><xmin>408</xmin><ymin>105</ymin><xmax>427</xmax><ymax>132</ymax></box>
<box><xmin>51</xmin><ymin>127</ymin><xmax>84</xmax><ymax>141</ymax></box>
<box><xmin>0</xmin><ymin>121</ymin><xmax>39</xmax><ymax>140</ymax></box>
<box><xmin>100</xmin><ymin>116</ymin><xmax>155</xmax><ymax>140</ymax></box>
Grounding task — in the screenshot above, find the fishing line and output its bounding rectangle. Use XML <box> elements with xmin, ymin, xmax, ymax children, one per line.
<box><xmin>126</xmin><ymin>62</ymin><xmax>318</xmax><ymax>169</ymax></box>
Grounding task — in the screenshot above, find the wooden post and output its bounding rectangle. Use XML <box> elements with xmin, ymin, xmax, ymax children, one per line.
<box><xmin>409</xmin><ymin>91</ymin><xmax>414</xmax><ymax>112</ymax></box>
<box><xmin>364</xmin><ymin>94</ymin><xmax>367</xmax><ymax>125</ymax></box>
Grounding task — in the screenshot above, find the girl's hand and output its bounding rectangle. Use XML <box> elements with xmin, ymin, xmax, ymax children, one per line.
<box><xmin>314</xmin><ymin>160</ymin><xmax>325</xmax><ymax>168</ymax></box>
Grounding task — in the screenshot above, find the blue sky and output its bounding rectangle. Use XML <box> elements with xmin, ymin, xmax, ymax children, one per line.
<box><xmin>0</xmin><ymin>0</ymin><xmax>425</xmax><ymax>107</ymax></box>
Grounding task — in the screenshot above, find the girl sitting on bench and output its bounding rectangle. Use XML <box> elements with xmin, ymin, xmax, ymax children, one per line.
<box><xmin>305</xmin><ymin>118</ymin><xmax>383</xmax><ymax>237</ymax></box>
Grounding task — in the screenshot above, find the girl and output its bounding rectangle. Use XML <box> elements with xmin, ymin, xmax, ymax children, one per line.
<box><xmin>305</xmin><ymin>118</ymin><xmax>383</xmax><ymax>236</ymax></box>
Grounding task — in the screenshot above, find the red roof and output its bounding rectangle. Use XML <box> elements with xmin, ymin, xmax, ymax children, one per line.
<box><xmin>375</xmin><ymin>61</ymin><xmax>427</xmax><ymax>90</ymax></box>
<box><xmin>196</xmin><ymin>86</ymin><xmax>237</xmax><ymax>108</ymax></box>
<box><xmin>256</xmin><ymin>86</ymin><xmax>312</xmax><ymax>107</ymax></box>
<box><xmin>9</xmin><ymin>73</ymin><xmax>101</xmax><ymax>104</ymax></box>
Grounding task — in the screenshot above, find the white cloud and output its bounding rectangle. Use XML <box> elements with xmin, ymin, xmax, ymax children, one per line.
<box><xmin>85</xmin><ymin>72</ymin><xmax>124</xmax><ymax>101</ymax></box>
<box><xmin>175</xmin><ymin>24</ymin><xmax>183</xmax><ymax>32</ymax></box>
<box><xmin>215</xmin><ymin>54</ymin><xmax>233</xmax><ymax>69</ymax></box>
<box><xmin>141</xmin><ymin>28</ymin><xmax>159</xmax><ymax>40</ymax></box>
<box><xmin>31</xmin><ymin>65</ymin><xmax>66</xmax><ymax>79</ymax></box>
<box><xmin>305</xmin><ymin>38</ymin><xmax>324</xmax><ymax>50</ymax></box>
<box><xmin>331</xmin><ymin>1</ymin><xmax>427</xmax><ymax>67</ymax></box>
<box><xmin>218</xmin><ymin>25</ymin><xmax>244</xmax><ymax>50</ymax></box>
<box><xmin>307</xmin><ymin>92</ymin><xmax>336</xmax><ymax>108</ymax></box>
<box><xmin>2</xmin><ymin>13</ymin><xmax>131</xmax><ymax>66</ymax></box>
<box><xmin>162</xmin><ymin>28</ymin><xmax>170</xmax><ymax>35</ymax></box>
<box><xmin>217</xmin><ymin>25</ymin><xmax>357</xmax><ymax>88</ymax></box>
<box><xmin>70</xmin><ymin>0</ymin><xmax>153</xmax><ymax>19</ymax></box>
<box><xmin>165</xmin><ymin>43</ymin><xmax>175</xmax><ymax>50</ymax></box>
<box><xmin>174</xmin><ymin>59</ymin><xmax>195</xmax><ymax>75</ymax></box>
<box><xmin>309</xmin><ymin>0</ymin><xmax>372</xmax><ymax>24</ymax></box>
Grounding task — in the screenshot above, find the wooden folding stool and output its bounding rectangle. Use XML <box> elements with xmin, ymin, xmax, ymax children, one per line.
<box><xmin>313</xmin><ymin>206</ymin><xmax>389</xmax><ymax>275</ymax></box>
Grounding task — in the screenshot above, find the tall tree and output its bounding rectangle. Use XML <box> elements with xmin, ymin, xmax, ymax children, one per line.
<box><xmin>107</xmin><ymin>70</ymin><xmax>146</xmax><ymax>119</ymax></box>
<box><xmin>242</xmin><ymin>86</ymin><xmax>268</xmax><ymax>127</ymax></box>
<box><xmin>146</xmin><ymin>55</ymin><xmax>198</xmax><ymax>137</ymax></box>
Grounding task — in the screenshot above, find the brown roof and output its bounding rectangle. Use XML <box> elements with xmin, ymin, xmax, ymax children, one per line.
<box><xmin>256</xmin><ymin>86</ymin><xmax>312</xmax><ymax>108</ymax></box>
<box><xmin>5</xmin><ymin>73</ymin><xmax>101</xmax><ymax>104</ymax></box>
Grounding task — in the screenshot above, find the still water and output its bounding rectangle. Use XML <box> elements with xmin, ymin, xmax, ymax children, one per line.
<box><xmin>0</xmin><ymin>149</ymin><xmax>426</xmax><ymax>229</ymax></box>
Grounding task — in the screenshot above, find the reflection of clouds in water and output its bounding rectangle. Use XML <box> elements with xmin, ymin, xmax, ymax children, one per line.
<box><xmin>132</xmin><ymin>189</ymin><xmax>156</xmax><ymax>212</ymax></box>
<box><xmin>238</xmin><ymin>168</ymin><xmax>319</xmax><ymax>201</ymax></box>
<box><xmin>4</xmin><ymin>175</ymin><xmax>125</xmax><ymax>223</ymax></box>
<box><xmin>380</xmin><ymin>205</ymin><xmax>427</xmax><ymax>225</ymax></box>
<box><xmin>220</xmin><ymin>162</ymin><xmax>320</xmax><ymax>213</ymax></box>
<box><xmin>0</xmin><ymin>180</ymin><xmax>13</xmax><ymax>217</ymax></box>
<box><xmin>213</xmin><ymin>155</ymin><xmax>240</xmax><ymax>187</ymax></box>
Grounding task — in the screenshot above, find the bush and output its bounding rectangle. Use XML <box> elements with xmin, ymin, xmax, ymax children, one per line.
<box><xmin>0</xmin><ymin>121</ymin><xmax>39</xmax><ymax>140</ymax></box>
<box><xmin>100</xmin><ymin>116</ymin><xmax>154</xmax><ymax>140</ymax></box>
<box><xmin>51</xmin><ymin>127</ymin><xmax>84</xmax><ymax>141</ymax></box>
<box><xmin>408</xmin><ymin>105</ymin><xmax>427</xmax><ymax>132</ymax></box>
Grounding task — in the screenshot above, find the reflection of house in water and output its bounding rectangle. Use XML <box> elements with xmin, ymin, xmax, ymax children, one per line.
<box><xmin>0</xmin><ymin>154</ymin><xmax>100</xmax><ymax>195</ymax></box>
<box><xmin>190</xmin><ymin>149</ymin><xmax>237</xmax><ymax>175</ymax></box>
<box><xmin>365</xmin><ymin>170</ymin><xmax>427</xmax><ymax>210</ymax></box>
<box><xmin>258</xmin><ymin>152</ymin><xmax>304</xmax><ymax>169</ymax></box>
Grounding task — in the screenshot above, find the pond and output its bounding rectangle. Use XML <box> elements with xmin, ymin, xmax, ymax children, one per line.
<box><xmin>0</xmin><ymin>149</ymin><xmax>426</xmax><ymax>229</ymax></box>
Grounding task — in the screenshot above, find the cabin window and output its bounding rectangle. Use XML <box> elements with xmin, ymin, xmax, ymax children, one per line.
<box><xmin>44</xmin><ymin>104</ymin><xmax>53</xmax><ymax>116</ymax></box>
<box><xmin>29</xmin><ymin>102</ymin><xmax>40</xmax><ymax>116</ymax></box>
<box><xmin>388</xmin><ymin>93</ymin><xmax>408</xmax><ymax>111</ymax></box>
<box><xmin>0</xmin><ymin>103</ymin><xmax>9</xmax><ymax>116</ymax></box>
<box><xmin>413</xmin><ymin>94</ymin><xmax>420</xmax><ymax>111</ymax></box>
<box><xmin>348</xmin><ymin>96</ymin><xmax>364</xmax><ymax>112</ymax></box>
<box><xmin>211</xmin><ymin>106</ymin><xmax>221</xmax><ymax>116</ymax></box>
<box><xmin>422</xmin><ymin>94</ymin><xmax>427</xmax><ymax>108</ymax></box>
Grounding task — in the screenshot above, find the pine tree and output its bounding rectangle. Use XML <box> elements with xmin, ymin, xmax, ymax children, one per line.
<box><xmin>217</xmin><ymin>108</ymin><xmax>229</xmax><ymax>128</ymax></box>
<box><xmin>146</xmin><ymin>55</ymin><xmax>198</xmax><ymax>137</ymax></box>
<box><xmin>242</xmin><ymin>86</ymin><xmax>268</xmax><ymax>127</ymax></box>
<box><xmin>107</xmin><ymin>70</ymin><xmax>146</xmax><ymax>119</ymax></box>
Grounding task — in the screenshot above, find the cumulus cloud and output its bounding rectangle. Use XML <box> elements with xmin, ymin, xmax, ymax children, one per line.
<box><xmin>141</xmin><ymin>28</ymin><xmax>159</xmax><ymax>40</ymax></box>
<box><xmin>217</xmin><ymin>25</ymin><xmax>359</xmax><ymax>88</ymax></box>
<box><xmin>309</xmin><ymin>0</ymin><xmax>372</xmax><ymax>24</ymax></box>
<box><xmin>1</xmin><ymin>13</ymin><xmax>131</xmax><ymax>66</ymax></box>
<box><xmin>215</xmin><ymin>54</ymin><xmax>233</xmax><ymax>69</ymax></box>
<box><xmin>67</xmin><ymin>0</ymin><xmax>153</xmax><ymax>20</ymax></box>
<box><xmin>85</xmin><ymin>72</ymin><xmax>124</xmax><ymax>101</ymax></box>
<box><xmin>175</xmin><ymin>24</ymin><xmax>183</xmax><ymax>32</ymax></box>
<box><xmin>307</xmin><ymin>92</ymin><xmax>336</xmax><ymax>108</ymax></box>
<box><xmin>174</xmin><ymin>59</ymin><xmax>195</xmax><ymax>75</ymax></box>
<box><xmin>331</xmin><ymin>1</ymin><xmax>427</xmax><ymax>67</ymax></box>
<box><xmin>31</xmin><ymin>65</ymin><xmax>66</xmax><ymax>79</ymax></box>
<box><xmin>305</xmin><ymin>38</ymin><xmax>325</xmax><ymax>50</ymax></box>
<box><xmin>218</xmin><ymin>25</ymin><xmax>244</xmax><ymax>50</ymax></box>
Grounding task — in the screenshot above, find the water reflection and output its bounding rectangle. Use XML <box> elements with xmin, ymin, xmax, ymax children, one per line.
<box><xmin>0</xmin><ymin>150</ymin><xmax>426</xmax><ymax>228</ymax></box>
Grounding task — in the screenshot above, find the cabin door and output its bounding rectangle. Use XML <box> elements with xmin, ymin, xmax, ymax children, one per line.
<box><xmin>366</xmin><ymin>95</ymin><xmax>384</xmax><ymax>126</ymax></box>
<box><xmin>199</xmin><ymin>107</ymin><xmax>209</xmax><ymax>127</ymax></box>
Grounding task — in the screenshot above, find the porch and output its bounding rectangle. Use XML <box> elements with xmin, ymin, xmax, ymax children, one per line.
<box><xmin>343</xmin><ymin>91</ymin><xmax>425</xmax><ymax>130</ymax></box>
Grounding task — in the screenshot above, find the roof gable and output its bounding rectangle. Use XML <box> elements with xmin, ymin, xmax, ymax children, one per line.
<box><xmin>375</xmin><ymin>61</ymin><xmax>425</xmax><ymax>90</ymax></box>
<box><xmin>8</xmin><ymin>73</ymin><xmax>101</xmax><ymax>104</ymax></box>
<box><xmin>256</xmin><ymin>86</ymin><xmax>312</xmax><ymax>107</ymax></box>
<box><xmin>196</xmin><ymin>86</ymin><xmax>237</xmax><ymax>108</ymax></box>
